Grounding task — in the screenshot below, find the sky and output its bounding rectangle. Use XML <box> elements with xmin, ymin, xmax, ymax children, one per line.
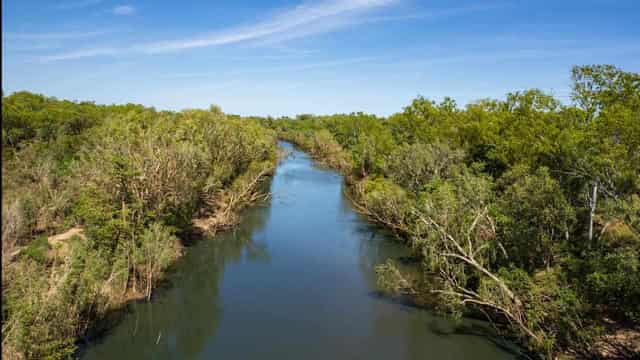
<box><xmin>2</xmin><ymin>0</ymin><xmax>640</xmax><ymax>116</ymax></box>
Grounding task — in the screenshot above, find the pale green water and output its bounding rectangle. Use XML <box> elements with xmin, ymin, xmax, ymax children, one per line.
<box><xmin>81</xmin><ymin>142</ymin><xmax>519</xmax><ymax>359</ymax></box>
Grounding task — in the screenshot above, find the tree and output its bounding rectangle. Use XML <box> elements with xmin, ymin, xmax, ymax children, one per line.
<box><xmin>572</xmin><ymin>64</ymin><xmax>640</xmax><ymax>121</ymax></box>
<box><xmin>497</xmin><ymin>165</ymin><xmax>575</xmax><ymax>271</ymax></box>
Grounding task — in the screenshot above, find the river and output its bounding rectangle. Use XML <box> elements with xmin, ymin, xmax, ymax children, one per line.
<box><xmin>81</xmin><ymin>142</ymin><xmax>519</xmax><ymax>359</ymax></box>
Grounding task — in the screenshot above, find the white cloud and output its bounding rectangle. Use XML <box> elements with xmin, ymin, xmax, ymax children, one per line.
<box><xmin>33</xmin><ymin>0</ymin><xmax>511</xmax><ymax>63</ymax></box>
<box><xmin>5</xmin><ymin>30</ymin><xmax>114</xmax><ymax>40</ymax></box>
<box><xmin>139</xmin><ymin>0</ymin><xmax>396</xmax><ymax>53</ymax></box>
<box><xmin>38</xmin><ymin>48</ymin><xmax>120</xmax><ymax>63</ymax></box>
<box><xmin>113</xmin><ymin>5</ymin><xmax>136</xmax><ymax>16</ymax></box>
<box><xmin>164</xmin><ymin>56</ymin><xmax>379</xmax><ymax>78</ymax></box>
<box><xmin>40</xmin><ymin>0</ymin><xmax>396</xmax><ymax>61</ymax></box>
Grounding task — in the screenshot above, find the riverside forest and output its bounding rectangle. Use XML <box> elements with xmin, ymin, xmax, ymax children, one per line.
<box><xmin>1</xmin><ymin>64</ymin><xmax>639</xmax><ymax>359</ymax></box>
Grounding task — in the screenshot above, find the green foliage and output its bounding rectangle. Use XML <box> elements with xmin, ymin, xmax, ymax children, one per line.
<box><xmin>309</xmin><ymin>129</ymin><xmax>353</xmax><ymax>171</ymax></box>
<box><xmin>2</xmin><ymin>92</ymin><xmax>277</xmax><ymax>359</ymax></box>
<box><xmin>3</xmin><ymin>260</ymin><xmax>79</xmax><ymax>359</ymax></box>
<box><xmin>572</xmin><ymin>64</ymin><xmax>640</xmax><ymax>120</ymax></box>
<box><xmin>266</xmin><ymin>65</ymin><xmax>640</xmax><ymax>358</ymax></box>
<box><xmin>4</xmin><ymin>64</ymin><xmax>639</xmax><ymax>358</ymax></box>
<box><xmin>375</xmin><ymin>259</ymin><xmax>413</xmax><ymax>294</ymax></box>
<box><xmin>496</xmin><ymin>166</ymin><xmax>575</xmax><ymax>272</ymax></box>
<box><xmin>501</xmin><ymin>267</ymin><xmax>596</xmax><ymax>355</ymax></box>
<box><xmin>135</xmin><ymin>223</ymin><xmax>182</xmax><ymax>299</ymax></box>
<box><xmin>1</xmin><ymin>92</ymin><xmax>107</xmax><ymax>148</ymax></box>
<box><xmin>570</xmin><ymin>244</ymin><xmax>640</xmax><ymax>322</ymax></box>
<box><xmin>387</xmin><ymin>97</ymin><xmax>456</xmax><ymax>144</ymax></box>
<box><xmin>22</xmin><ymin>235</ymin><xmax>50</xmax><ymax>263</ymax></box>
<box><xmin>356</xmin><ymin>177</ymin><xmax>413</xmax><ymax>235</ymax></box>
<box><xmin>384</xmin><ymin>142</ymin><xmax>464</xmax><ymax>193</ymax></box>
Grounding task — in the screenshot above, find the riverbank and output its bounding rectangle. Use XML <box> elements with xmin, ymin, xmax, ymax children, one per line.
<box><xmin>273</xmin><ymin>119</ymin><xmax>639</xmax><ymax>359</ymax></box>
<box><xmin>76</xmin><ymin>165</ymin><xmax>276</xmax><ymax>347</ymax></box>
<box><xmin>80</xmin><ymin>141</ymin><xmax>520</xmax><ymax>360</ymax></box>
<box><xmin>3</xmin><ymin>164</ymin><xmax>277</xmax><ymax>360</ymax></box>
<box><xmin>1</xmin><ymin>93</ymin><xmax>279</xmax><ymax>359</ymax></box>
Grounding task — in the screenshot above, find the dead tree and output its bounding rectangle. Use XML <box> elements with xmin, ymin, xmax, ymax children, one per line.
<box><xmin>417</xmin><ymin>208</ymin><xmax>542</xmax><ymax>346</ymax></box>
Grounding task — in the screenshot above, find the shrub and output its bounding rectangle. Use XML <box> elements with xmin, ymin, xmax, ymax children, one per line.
<box><xmin>384</xmin><ymin>142</ymin><xmax>464</xmax><ymax>193</ymax></box>
<box><xmin>496</xmin><ymin>165</ymin><xmax>575</xmax><ymax>272</ymax></box>
<box><xmin>22</xmin><ymin>235</ymin><xmax>50</xmax><ymax>264</ymax></box>
<box><xmin>134</xmin><ymin>223</ymin><xmax>182</xmax><ymax>300</ymax></box>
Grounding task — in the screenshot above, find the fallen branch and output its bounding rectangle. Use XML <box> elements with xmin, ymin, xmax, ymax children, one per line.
<box><xmin>416</xmin><ymin>210</ymin><xmax>541</xmax><ymax>345</ymax></box>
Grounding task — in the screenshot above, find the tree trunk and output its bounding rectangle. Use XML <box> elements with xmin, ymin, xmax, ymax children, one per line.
<box><xmin>588</xmin><ymin>181</ymin><xmax>598</xmax><ymax>245</ymax></box>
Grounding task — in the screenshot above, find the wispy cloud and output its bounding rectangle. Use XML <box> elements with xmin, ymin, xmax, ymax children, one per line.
<box><xmin>201</xmin><ymin>49</ymin><xmax>318</xmax><ymax>62</ymax></box>
<box><xmin>381</xmin><ymin>44</ymin><xmax>640</xmax><ymax>75</ymax></box>
<box><xmin>165</xmin><ymin>56</ymin><xmax>378</xmax><ymax>78</ymax></box>
<box><xmin>113</xmin><ymin>5</ymin><xmax>136</xmax><ymax>16</ymax></box>
<box><xmin>4</xmin><ymin>43</ymin><xmax>61</xmax><ymax>52</ymax></box>
<box><xmin>33</xmin><ymin>0</ymin><xmax>508</xmax><ymax>63</ymax></box>
<box><xmin>38</xmin><ymin>48</ymin><xmax>120</xmax><ymax>63</ymax></box>
<box><xmin>4</xmin><ymin>30</ymin><xmax>115</xmax><ymax>40</ymax></box>
<box><xmin>39</xmin><ymin>0</ymin><xmax>397</xmax><ymax>61</ymax></box>
<box><xmin>54</xmin><ymin>0</ymin><xmax>103</xmax><ymax>10</ymax></box>
<box><xmin>139</xmin><ymin>0</ymin><xmax>396</xmax><ymax>53</ymax></box>
<box><xmin>280</xmin><ymin>56</ymin><xmax>378</xmax><ymax>71</ymax></box>
<box><xmin>364</xmin><ymin>2</ymin><xmax>508</xmax><ymax>23</ymax></box>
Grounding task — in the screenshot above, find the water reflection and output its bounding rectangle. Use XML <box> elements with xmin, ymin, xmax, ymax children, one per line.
<box><xmin>82</xmin><ymin>204</ymin><xmax>271</xmax><ymax>360</ymax></box>
<box><xmin>82</xmin><ymin>142</ymin><xmax>518</xmax><ymax>360</ymax></box>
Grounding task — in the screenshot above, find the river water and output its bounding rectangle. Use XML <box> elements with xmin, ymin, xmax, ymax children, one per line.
<box><xmin>82</xmin><ymin>142</ymin><xmax>518</xmax><ymax>359</ymax></box>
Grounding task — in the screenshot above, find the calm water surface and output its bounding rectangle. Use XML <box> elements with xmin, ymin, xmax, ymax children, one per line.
<box><xmin>82</xmin><ymin>142</ymin><xmax>518</xmax><ymax>359</ymax></box>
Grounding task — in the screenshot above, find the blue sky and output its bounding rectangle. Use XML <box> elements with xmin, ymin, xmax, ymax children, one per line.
<box><xmin>2</xmin><ymin>0</ymin><xmax>639</xmax><ymax>116</ymax></box>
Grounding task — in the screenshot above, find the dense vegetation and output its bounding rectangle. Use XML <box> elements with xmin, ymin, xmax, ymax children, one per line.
<box><xmin>1</xmin><ymin>93</ymin><xmax>277</xmax><ymax>359</ymax></box>
<box><xmin>2</xmin><ymin>65</ymin><xmax>638</xmax><ymax>359</ymax></box>
<box><xmin>264</xmin><ymin>65</ymin><xmax>640</xmax><ymax>358</ymax></box>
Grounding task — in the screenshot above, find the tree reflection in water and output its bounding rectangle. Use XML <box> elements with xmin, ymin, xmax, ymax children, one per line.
<box><xmin>82</xmin><ymin>143</ymin><xmax>517</xmax><ymax>360</ymax></box>
<box><xmin>82</xmin><ymin>204</ymin><xmax>272</xmax><ymax>360</ymax></box>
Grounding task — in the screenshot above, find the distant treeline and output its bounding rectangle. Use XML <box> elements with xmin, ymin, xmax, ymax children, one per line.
<box><xmin>1</xmin><ymin>94</ymin><xmax>277</xmax><ymax>359</ymax></box>
<box><xmin>263</xmin><ymin>65</ymin><xmax>640</xmax><ymax>358</ymax></box>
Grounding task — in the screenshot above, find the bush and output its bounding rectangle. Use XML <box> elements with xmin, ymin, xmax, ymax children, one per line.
<box><xmin>3</xmin><ymin>260</ymin><xmax>79</xmax><ymax>359</ymax></box>
<box><xmin>575</xmin><ymin>246</ymin><xmax>640</xmax><ymax>321</ymax></box>
<box><xmin>384</xmin><ymin>142</ymin><xmax>464</xmax><ymax>193</ymax></box>
<box><xmin>496</xmin><ymin>165</ymin><xmax>575</xmax><ymax>272</ymax></box>
<box><xmin>355</xmin><ymin>177</ymin><xmax>414</xmax><ymax>236</ymax></box>
<box><xmin>22</xmin><ymin>235</ymin><xmax>49</xmax><ymax>263</ymax></box>
<box><xmin>134</xmin><ymin>223</ymin><xmax>182</xmax><ymax>300</ymax></box>
<box><xmin>501</xmin><ymin>267</ymin><xmax>597</xmax><ymax>356</ymax></box>
<box><xmin>2</xmin><ymin>93</ymin><xmax>278</xmax><ymax>359</ymax></box>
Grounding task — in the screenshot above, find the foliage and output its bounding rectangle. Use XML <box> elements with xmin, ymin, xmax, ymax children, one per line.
<box><xmin>3</xmin><ymin>63</ymin><xmax>639</xmax><ymax>359</ymax></box>
<box><xmin>135</xmin><ymin>223</ymin><xmax>182</xmax><ymax>300</ymax></box>
<box><xmin>353</xmin><ymin>177</ymin><xmax>414</xmax><ymax>236</ymax></box>
<box><xmin>2</xmin><ymin>93</ymin><xmax>277</xmax><ymax>359</ymax></box>
<box><xmin>22</xmin><ymin>235</ymin><xmax>50</xmax><ymax>264</ymax></box>
<box><xmin>266</xmin><ymin>65</ymin><xmax>640</xmax><ymax>358</ymax></box>
<box><xmin>502</xmin><ymin>267</ymin><xmax>597</xmax><ymax>356</ymax></box>
<box><xmin>496</xmin><ymin>165</ymin><xmax>575</xmax><ymax>272</ymax></box>
<box><xmin>384</xmin><ymin>142</ymin><xmax>464</xmax><ymax>193</ymax></box>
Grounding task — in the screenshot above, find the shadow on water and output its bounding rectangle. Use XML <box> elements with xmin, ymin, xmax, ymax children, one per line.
<box><xmin>344</xmin><ymin>148</ymin><xmax>524</xmax><ymax>359</ymax></box>
<box><xmin>427</xmin><ymin>321</ymin><xmax>530</xmax><ymax>359</ymax></box>
<box><xmin>81</xmin><ymin>141</ymin><xmax>520</xmax><ymax>360</ymax></box>
<box><xmin>367</xmin><ymin>290</ymin><xmax>423</xmax><ymax>312</ymax></box>
<box><xmin>80</xmin><ymin>203</ymin><xmax>272</xmax><ymax>360</ymax></box>
<box><xmin>365</xmin><ymin>286</ymin><xmax>527</xmax><ymax>359</ymax></box>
